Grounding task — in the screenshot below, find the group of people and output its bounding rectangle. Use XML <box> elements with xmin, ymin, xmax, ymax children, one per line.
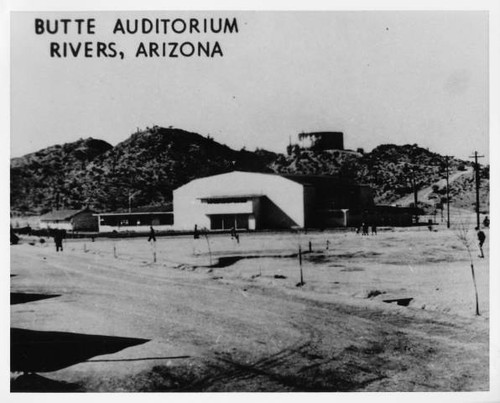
<box><xmin>192</xmin><ymin>224</ymin><xmax>239</xmax><ymax>243</ymax></box>
<box><xmin>356</xmin><ymin>222</ymin><xmax>377</xmax><ymax>236</ymax></box>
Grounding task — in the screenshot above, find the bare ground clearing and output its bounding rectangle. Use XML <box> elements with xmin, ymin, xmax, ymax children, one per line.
<box><xmin>10</xmin><ymin>227</ymin><xmax>489</xmax><ymax>392</ymax></box>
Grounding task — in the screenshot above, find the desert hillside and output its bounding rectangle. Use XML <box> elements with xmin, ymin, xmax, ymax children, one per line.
<box><xmin>11</xmin><ymin>127</ymin><xmax>488</xmax><ymax>214</ymax></box>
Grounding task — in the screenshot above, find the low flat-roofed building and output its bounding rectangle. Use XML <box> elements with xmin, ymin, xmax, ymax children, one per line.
<box><xmin>95</xmin><ymin>205</ymin><xmax>173</xmax><ymax>233</ymax></box>
<box><xmin>39</xmin><ymin>207</ymin><xmax>98</xmax><ymax>232</ymax></box>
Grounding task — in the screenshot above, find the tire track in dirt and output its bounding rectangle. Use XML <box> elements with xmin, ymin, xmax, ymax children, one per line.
<box><xmin>172</xmin><ymin>305</ymin><xmax>389</xmax><ymax>391</ymax></box>
<box><xmin>179</xmin><ymin>286</ymin><xmax>488</xmax><ymax>391</ymax></box>
<box><xmin>176</xmin><ymin>321</ymin><xmax>323</xmax><ymax>391</ymax></box>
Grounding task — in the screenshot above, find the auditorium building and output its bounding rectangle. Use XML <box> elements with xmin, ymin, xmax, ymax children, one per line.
<box><xmin>173</xmin><ymin>171</ymin><xmax>375</xmax><ymax>231</ymax></box>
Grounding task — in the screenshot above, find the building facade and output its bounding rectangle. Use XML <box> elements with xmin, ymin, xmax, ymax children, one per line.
<box><xmin>173</xmin><ymin>171</ymin><xmax>374</xmax><ymax>231</ymax></box>
<box><xmin>39</xmin><ymin>208</ymin><xmax>98</xmax><ymax>231</ymax></box>
<box><xmin>173</xmin><ymin>171</ymin><xmax>312</xmax><ymax>231</ymax></box>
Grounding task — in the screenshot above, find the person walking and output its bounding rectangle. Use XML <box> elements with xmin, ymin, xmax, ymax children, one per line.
<box><xmin>476</xmin><ymin>228</ymin><xmax>486</xmax><ymax>258</ymax></box>
<box><xmin>148</xmin><ymin>226</ymin><xmax>156</xmax><ymax>242</ymax></box>
<box><xmin>230</xmin><ymin>227</ymin><xmax>239</xmax><ymax>244</ymax></box>
<box><xmin>483</xmin><ymin>216</ymin><xmax>490</xmax><ymax>228</ymax></box>
<box><xmin>53</xmin><ymin>229</ymin><xmax>64</xmax><ymax>252</ymax></box>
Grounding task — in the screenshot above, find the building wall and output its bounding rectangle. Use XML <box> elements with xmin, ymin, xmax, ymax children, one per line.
<box><xmin>39</xmin><ymin>220</ymin><xmax>72</xmax><ymax>231</ymax></box>
<box><xmin>72</xmin><ymin>212</ymin><xmax>98</xmax><ymax>231</ymax></box>
<box><xmin>98</xmin><ymin>224</ymin><xmax>174</xmax><ymax>233</ymax></box>
<box><xmin>251</xmin><ymin>197</ymin><xmax>262</xmax><ymax>229</ymax></box>
<box><xmin>302</xmin><ymin>185</ymin><xmax>316</xmax><ymax>227</ymax></box>
<box><xmin>311</xmin><ymin>132</ymin><xmax>344</xmax><ymax>151</ymax></box>
<box><xmin>96</xmin><ymin>213</ymin><xmax>174</xmax><ymax>233</ymax></box>
<box><xmin>358</xmin><ymin>186</ymin><xmax>375</xmax><ymax>207</ymax></box>
<box><xmin>173</xmin><ymin>172</ymin><xmax>305</xmax><ymax>230</ymax></box>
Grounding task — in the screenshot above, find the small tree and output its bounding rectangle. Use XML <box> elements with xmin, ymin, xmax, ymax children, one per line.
<box><xmin>202</xmin><ymin>228</ymin><xmax>213</xmax><ymax>266</ymax></box>
<box><xmin>455</xmin><ymin>222</ymin><xmax>480</xmax><ymax>316</ymax></box>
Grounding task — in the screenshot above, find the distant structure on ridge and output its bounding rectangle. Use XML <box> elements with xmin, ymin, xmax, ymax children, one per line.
<box><xmin>298</xmin><ymin>131</ymin><xmax>344</xmax><ymax>151</ymax></box>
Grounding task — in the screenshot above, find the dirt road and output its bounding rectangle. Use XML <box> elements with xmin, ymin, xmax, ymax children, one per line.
<box><xmin>10</xmin><ymin>229</ymin><xmax>489</xmax><ymax>392</ymax></box>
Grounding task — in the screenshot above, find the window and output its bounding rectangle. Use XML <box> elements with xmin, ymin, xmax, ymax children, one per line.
<box><xmin>236</xmin><ymin>215</ymin><xmax>249</xmax><ymax>229</ymax></box>
<box><xmin>210</xmin><ymin>214</ymin><xmax>249</xmax><ymax>230</ymax></box>
<box><xmin>203</xmin><ymin>197</ymin><xmax>250</xmax><ymax>204</ymax></box>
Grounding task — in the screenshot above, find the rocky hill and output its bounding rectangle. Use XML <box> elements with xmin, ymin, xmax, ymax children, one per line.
<box><xmin>11</xmin><ymin>138</ymin><xmax>113</xmax><ymax>213</ymax></box>
<box><xmin>11</xmin><ymin>128</ymin><xmax>275</xmax><ymax>213</ymax></box>
<box><xmin>10</xmin><ymin>127</ymin><xmax>488</xmax><ymax>214</ymax></box>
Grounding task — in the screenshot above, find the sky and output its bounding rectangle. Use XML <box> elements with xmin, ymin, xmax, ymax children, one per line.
<box><xmin>10</xmin><ymin>11</ymin><xmax>489</xmax><ymax>162</ymax></box>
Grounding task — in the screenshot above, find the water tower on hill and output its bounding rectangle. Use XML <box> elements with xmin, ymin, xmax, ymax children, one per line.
<box><xmin>298</xmin><ymin>131</ymin><xmax>344</xmax><ymax>151</ymax></box>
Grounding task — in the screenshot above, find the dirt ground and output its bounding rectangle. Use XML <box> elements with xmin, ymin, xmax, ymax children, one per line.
<box><xmin>10</xmin><ymin>226</ymin><xmax>489</xmax><ymax>392</ymax></box>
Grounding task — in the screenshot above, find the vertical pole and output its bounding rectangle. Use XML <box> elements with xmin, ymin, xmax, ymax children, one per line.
<box><xmin>469</xmin><ymin>151</ymin><xmax>484</xmax><ymax>229</ymax></box>
<box><xmin>475</xmin><ymin>152</ymin><xmax>480</xmax><ymax>229</ymax></box>
<box><xmin>413</xmin><ymin>169</ymin><xmax>418</xmax><ymax>208</ymax></box>
<box><xmin>445</xmin><ymin>156</ymin><xmax>450</xmax><ymax>228</ymax></box>
<box><xmin>113</xmin><ymin>244</ymin><xmax>117</xmax><ymax>258</ymax></box>
<box><xmin>205</xmin><ymin>234</ymin><xmax>212</xmax><ymax>266</ymax></box>
<box><xmin>408</xmin><ymin>164</ymin><xmax>418</xmax><ymax>223</ymax></box>
<box><xmin>299</xmin><ymin>245</ymin><xmax>304</xmax><ymax>285</ymax></box>
<box><xmin>308</xmin><ymin>241</ymin><xmax>312</xmax><ymax>253</ymax></box>
<box><xmin>470</xmin><ymin>263</ymin><xmax>480</xmax><ymax>316</ymax></box>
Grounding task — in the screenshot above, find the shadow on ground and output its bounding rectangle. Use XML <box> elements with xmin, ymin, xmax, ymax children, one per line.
<box><xmin>11</xmin><ymin>328</ymin><xmax>149</xmax><ymax>392</ymax></box>
<box><xmin>206</xmin><ymin>253</ymin><xmax>298</xmax><ymax>268</ymax></box>
<box><xmin>11</xmin><ymin>373</ymin><xmax>81</xmax><ymax>392</ymax></box>
<box><xmin>11</xmin><ymin>293</ymin><xmax>61</xmax><ymax>305</ymax></box>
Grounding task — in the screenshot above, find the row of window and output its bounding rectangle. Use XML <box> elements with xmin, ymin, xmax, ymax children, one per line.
<box><xmin>100</xmin><ymin>215</ymin><xmax>174</xmax><ymax>227</ymax></box>
<box><xmin>210</xmin><ymin>214</ymin><xmax>249</xmax><ymax>230</ymax></box>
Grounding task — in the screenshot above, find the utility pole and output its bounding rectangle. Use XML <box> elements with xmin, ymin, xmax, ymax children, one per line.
<box><xmin>407</xmin><ymin>165</ymin><xmax>419</xmax><ymax>223</ymax></box>
<box><xmin>469</xmin><ymin>151</ymin><xmax>484</xmax><ymax>229</ymax></box>
<box><xmin>413</xmin><ymin>169</ymin><xmax>418</xmax><ymax>208</ymax></box>
<box><xmin>445</xmin><ymin>156</ymin><xmax>450</xmax><ymax>228</ymax></box>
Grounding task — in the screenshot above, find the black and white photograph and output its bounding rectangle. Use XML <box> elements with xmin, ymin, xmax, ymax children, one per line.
<box><xmin>4</xmin><ymin>0</ymin><xmax>499</xmax><ymax>398</ymax></box>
